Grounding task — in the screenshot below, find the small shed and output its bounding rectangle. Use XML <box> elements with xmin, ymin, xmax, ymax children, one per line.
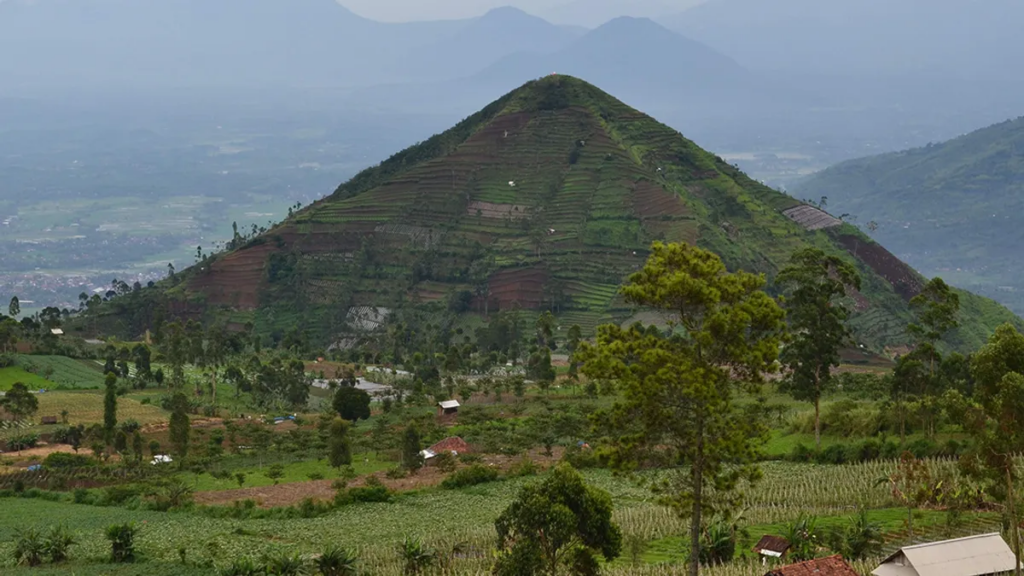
<box><xmin>40</xmin><ymin>416</ymin><xmax>58</xmax><ymax>425</ymax></box>
<box><xmin>753</xmin><ymin>535</ymin><xmax>791</xmax><ymax>561</ymax></box>
<box><xmin>872</xmin><ymin>533</ymin><xmax>1018</xmax><ymax>576</ymax></box>
<box><xmin>437</xmin><ymin>400</ymin><xmax>460</xmax><ymax>416</ymax></box>
<box><xmin>767</xmin><ymin>555</ymin><xmax>859</xmax><ymax>576</ymax></box>
<box><xmin>50</xmin><ymin>328</ymin><xmax>64</xmax><ymax>336</ymax></box>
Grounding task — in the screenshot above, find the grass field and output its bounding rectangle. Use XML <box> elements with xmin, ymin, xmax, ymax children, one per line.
<box><xmin>0</xmin><ymin>366</ymin><xmax>53</xmax><ymax>392</ymax></box>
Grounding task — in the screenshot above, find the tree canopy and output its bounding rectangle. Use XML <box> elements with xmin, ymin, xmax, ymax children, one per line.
<box><xmin>494</xmin><ymin>465</ymin><xmax>622</xmax><ymax>576</ymax></box>
<box><xmin>580</xmin><ymin>242</ymin><xmax>785</xmax><ymax>576</ymax></box>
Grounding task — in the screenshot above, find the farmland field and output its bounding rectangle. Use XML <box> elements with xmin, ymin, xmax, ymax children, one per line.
<box><xmin>0</xmin><ymin>461</ymin><xmax>1000</xmax><ymax>575</ymax></box>
<box><xmin>15</xmin><ymin>355</ymin><xmax>107</xmax><ymax>389</ymax></box>
<box><xmin>0</xmin><ymin>366</ymin><xmax>53</xmax><ymax>392</ymax></box>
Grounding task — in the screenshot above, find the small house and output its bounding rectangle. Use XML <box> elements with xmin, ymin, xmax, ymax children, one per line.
<box><xmin>151</xmin><ymin>455</ymin><xmax>173</xmax><ymax>465</ymax></box>
<box><xmin>767</xmin><ymin>555</ymin><xmax>859</xmax><ymax>576</ymax></box>
<box><xmin>753</xmin><ymin>535</ymin><xmax>791</xmax><ymax>562</ymax></box>
<box><xmin>50</xmin><ymin>328</ymin><xmax>64</xmax><ymax>336</ymax></box>
<box><xmin>437</xmin><ymin>400</ymin><xmax>460</xmax><ymax>416</ymax></box>
<box><xmin>40</xmin><ymin>416</ymin><xmax>58</xmax><ymax>425</ymax></box>
<box><xmin>872</xmin><ymin>533</ymin><xmax>1018</xmax><ymax>576</ymax></box>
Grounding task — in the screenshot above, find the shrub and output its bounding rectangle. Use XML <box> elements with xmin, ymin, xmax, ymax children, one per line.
<box><xmin>817</xmin><ymin>443</ymin><xmax>850</xmax><ymax>465</ymax></box>
<box><xmin>906</xmin><ymin>438</ymin><xmax>938</xmax><ymax>459</ymax></box>
<box><xmin>13</xmin><ymin>528</ymin><xmax>46</xmax><ymax>566</ymax></box>
<box><xmin>317</xmin><ymin>546</ymin><xmax>358</xmax><ymax>576</ymax></box>
<box><xmin>105</xmin><ymin>523</ymin><xmax>137</xmax><ymax>563</ymax></box>
<box><xmin>432</xmin><ymin>452</ymin><xmax>457</xmax><ymax>473</ymax></box>
<box><xmin>43</xmin><ymin>452</ymin><xmax>96</xmax><ymax>469</ymax></box>
<box><xmin>789</xmin><ymin>443</ymin><xmax>815</xmax><ymax>462</ymax></box>
<box><xmin>562</xmin><ymin>444</ymin><xmax>603</xmax><ymax>469</ymax></box>
<box><xmin>385</xmin><ymin>467</ymin><xmax>407</xmax><ymax>479</ymax></box>
<box><xmin>506</xmin><ymin>458</ymin><xmax>540</xmax><ymax>478</ymax></box>
<box><xmin>7</xmin><ymin>433</ymin><xmax>40</xmax><ymax>451</ymax></box>
<box><xmin>44</xmin><ymin>525</ymin><xmax>76</xmax><ymax>563</ymax></box>
<box><xmin>440</xmin><ymin>464</ymin><xmax>500</xmax><ymax>489</ymax></box>
<box><xmin>220</xmin><ymin>556</ymin><xmax>263</xmax><ymax>576</ymax></box>
<box><xmin>854</xmin><ymin>439</ymin><xmax>882</xmax><ymax>462</ymax></box>
<box><xmin>345</xmin><ymin>485</ymin><xmax>392</xmax><ymax>504</ymax></box>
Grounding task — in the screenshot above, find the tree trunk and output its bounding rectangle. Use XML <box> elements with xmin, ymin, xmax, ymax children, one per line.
<box><xmin>814</xmin><ymin>397</ymin><xmax>821</xmax><ymax>451</ymax></box>
<box><xmin>689</xmin><ymin>427</ymin><xmax>705</xmax><ymax>576</ymax></box>
<box><xmin>1008</xmin><ymin>466</ymin><xmax>1021</xmax><ymax>576</ymax></box>
<box><xmin>814</xmin><ymin>366</ymin><xmax>822</xmax><ymax>451</ymax></box>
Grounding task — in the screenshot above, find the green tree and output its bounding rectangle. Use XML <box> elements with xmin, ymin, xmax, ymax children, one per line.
<box><xmin>579</xmin><ymin>242</ymin><xmax>785</xmax><ymax>576</ymax></box>
<box><xmin>103</xmin><ymin>372</ymin><xmax>118</xmax><ymax>446</ymax></box>
<box><xmin>775</xmin><ymin>248</ymin><xmax>860</xmax><ymax>450</ymax></box>
<box><xmin>947</xmin><ymin>324</ymin><xmax>1024</xmax><ymax>576</ymax></box>
<box><xmin>401</xmin><ymin>425</ymin><xmax>424</xmax><ymax>472</ymax></box>
<box><xmin>906</xmin><ymin>278</ymin><xmax>961</xmax><ymax>438</ymax></box>
<box><xmin>333</xmin><ymin>386</ymin><xmax>371</xmax><ymax>422</ymax></box>
<box><xmin>328</xmin><ymin>418</ymin><xmax>353</xmax><ymax>470</ymax></box>
<box><xmin>0</xmin><ymin>382</ymin><xmax>39</xmax><ymax>420</ymax></box>
<box><xmin>493</xmin><ymin>464</ymin><xmax>622</xmax><ymax>576</ymax></box>
<box><xmin>8</xmin><ymin>296</ymin><xmax>19</xmax><ymax>318</ymax></box>
<box><xmin>168</xmin><ymin>392</ymin><xmax>191</xmax><ymax>460</ymax></box>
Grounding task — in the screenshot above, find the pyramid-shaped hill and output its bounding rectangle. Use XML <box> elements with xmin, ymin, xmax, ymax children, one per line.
<box><xmin>161</xmin><ymin>76</ymin><xmax>1016</xmax><ymax>351</ymax></box>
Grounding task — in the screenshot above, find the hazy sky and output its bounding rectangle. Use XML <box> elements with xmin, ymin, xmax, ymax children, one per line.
<box><xmin>339</xmin><ymin>0</ymin><xmax>704</xmax><ymax>23</ymax></box>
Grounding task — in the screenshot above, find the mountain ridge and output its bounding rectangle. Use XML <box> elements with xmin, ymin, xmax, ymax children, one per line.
<box><xmin>793</xmin><ymin>115</ymin><xmax>1024</xmax><ymax>315</ymax></box>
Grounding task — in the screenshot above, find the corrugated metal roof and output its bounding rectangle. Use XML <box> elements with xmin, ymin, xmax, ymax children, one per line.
<box><xmin>438</xmin><ymin>400</ymin><xmax>460</xmax><ymax>409</ymax></box>
<box><xmin>873</xmin><ymin>533</ymin><xmax>1018</xmax><ymax>576</ymax></box>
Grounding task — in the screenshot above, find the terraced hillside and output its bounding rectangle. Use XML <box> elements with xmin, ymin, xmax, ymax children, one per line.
<box><xmin>106</xmin><ymin>76</ymin><xmax>1019</xmax><ymax>352</ymax></box>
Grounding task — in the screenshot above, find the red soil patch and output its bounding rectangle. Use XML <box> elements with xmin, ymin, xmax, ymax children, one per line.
<box><xmin>835</xmin><ymin>234</ymin><xmax>924</xmax><ymax>300</ymax></box>
<box><xmin>632</xmin><ymin>179</ymin><xmax>689</xmax><ymax>219</ymax></box>
<box><xmin>188</xmin><ymin>243</ymin><xmax>277</xmax><ymax>310</ymax></box>
<box><xmin>485</xmin><ymin>267</ymin><xmax>549</xmax><ymax>311</ymax></box>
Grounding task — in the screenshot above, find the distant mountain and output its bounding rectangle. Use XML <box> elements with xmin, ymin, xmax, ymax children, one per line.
<box><xmin>349</xmin><ymin>17</ymin><xmax>760</xmax><ymax>117</ymax></box>
<box><xmin>0</xmin><ymin>0</ymin><xmax>467</xmax><ymax>92</ymax></box>
<box><xmin>541</xmin><ymin>0</ymin><xmax>698</xmax><ymax>27</ymax></box>
<box><xmin>792</xmin><ymin>116</ymin><xmax>1024</xmax><ymax>314</ymax></box>
<box><xmin>394</xmin><ymin>7</ymin><xmax>583</xmax><ymax>82</ymax></box>
<box><xmin>97</xmin><ymin>76</ymin><xmax>1021</xmax><ymax>352</ymax></box>
<box><xmin>663</xmin><ymin>0</ymin><xmax>1024</xmax><ymax>81</ymax></box>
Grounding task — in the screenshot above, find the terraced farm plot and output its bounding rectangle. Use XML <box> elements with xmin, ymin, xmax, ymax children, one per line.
<box><xmin>16</xmin><ymin>355</ymin><xmax>106</xmax><ymax>389</ymax></box>
<box><xmin>31</xmin><ymin>390</ymin><xmax>168</xmax><ymax>427</ymax></box>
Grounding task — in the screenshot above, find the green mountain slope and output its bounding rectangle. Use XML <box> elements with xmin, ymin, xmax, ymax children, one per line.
<box><xmin>792</xmin><ymin>116</ymin><xmax>1024</xmax><ymax>314</ymax></box>
<box><xmin>98</xmin><ymin>77</ymin><xmax>1020</xmax><ymax>352</ymax></box>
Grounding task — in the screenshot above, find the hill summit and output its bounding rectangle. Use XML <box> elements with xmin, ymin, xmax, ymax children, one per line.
<box><xmin>125</xmin><ymin>76</ymin><xmax>1017</xmax><ymax>351</ymax></box>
